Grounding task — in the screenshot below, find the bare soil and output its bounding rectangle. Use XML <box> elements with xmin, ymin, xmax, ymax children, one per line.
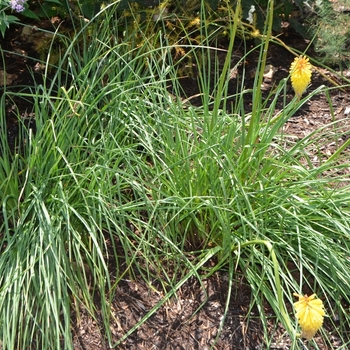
<box><xmin>1</xmin><ymin>20</ymin><xmax>350</xmax><ymax>350</ymax></box>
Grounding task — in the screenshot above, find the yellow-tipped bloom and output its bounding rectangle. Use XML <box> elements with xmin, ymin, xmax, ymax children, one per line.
<box><xmin>293</xmin><ymin>293</ymin><xmax>325</xmax><ymax>340</ymax></box>
<box><xmin>290</xmin><ymin>56</ymin><xmax>312</xmax><ymax>98</ymax></box>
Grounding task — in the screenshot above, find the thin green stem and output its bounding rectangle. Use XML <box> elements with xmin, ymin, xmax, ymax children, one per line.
<box><xmin>232</xmin><ymin>240</ymin><xmax>295</xmax><ymax>338</ymax></box>
<box><xmin>211</xmin><ymin>0</ymin><xmax>241</xmax><ymax>132</ymax></box>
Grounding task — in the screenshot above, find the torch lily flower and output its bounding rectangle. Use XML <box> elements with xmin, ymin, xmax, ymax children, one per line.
<box><xmin>293</xmin><ymin>293</ymin><xmax>325</xmax><ymax>340</ymax></box>
<box><xmin>290</xmin><ymin>56</ymin><xmax>312</xmax><ymax>98</ymax></box>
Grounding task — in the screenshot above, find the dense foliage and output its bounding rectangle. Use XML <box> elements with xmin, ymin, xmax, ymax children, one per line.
<box><xmin>1</xmin><ymin>0</ymin><xmax>350</xmax><ymax>349</ymax></box>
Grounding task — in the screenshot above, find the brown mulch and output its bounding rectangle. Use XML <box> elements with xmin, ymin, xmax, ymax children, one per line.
<box><xmin>72</xmin><ymin>270</ymin><xmax>346</xmax><ymax>350</ymax></box>
<box><xmin>1</xmin><ymin>18</ymin><xmax>350</xmax><ymax>350</ymax></box>
<box><xmin>73</xmin><ymin>273</ymin><xmax>275</xmax><ymax>350</ymax></box>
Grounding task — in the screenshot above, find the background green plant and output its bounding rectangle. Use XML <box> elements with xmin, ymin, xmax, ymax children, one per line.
<box><xmin>1</xmin><ymin>0</ymin><xmax>350</xmax><ymax>349</ymax></box>
<box><xmin>305</xmin><ymin>0</ymin><xmax>350</xmax><ymax>68</ymax></box>
<box><xmin>0</xmin><ymin>0</ymin><xmax>104</xmax><ymax>37</ymax></box>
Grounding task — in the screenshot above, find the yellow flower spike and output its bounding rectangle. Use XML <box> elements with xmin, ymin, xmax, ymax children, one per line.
<box><xmin>289</xmin><ymin>55</ymin><xmax>312</xmax><ymax>98</ymax></box>
<box><xmin>293</xmin><ymin>293</ymin><xmax>325</xmax><ymax>340</ymax></box>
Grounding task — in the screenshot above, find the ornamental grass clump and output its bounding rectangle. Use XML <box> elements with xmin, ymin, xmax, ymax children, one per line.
<box><xmin>2</xmin><ymin>1</ymin><xmax>350</xmax><ymax>349</ymax></box>
<box><xmin>293</xmin><ymin>293</ymin><xmax>325</xmax><ymax>340</ymax></box>
<box><xmin>290</xmin><ymin>55</ymin><xmax>312</xmax><ymax>98</ymax></box>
